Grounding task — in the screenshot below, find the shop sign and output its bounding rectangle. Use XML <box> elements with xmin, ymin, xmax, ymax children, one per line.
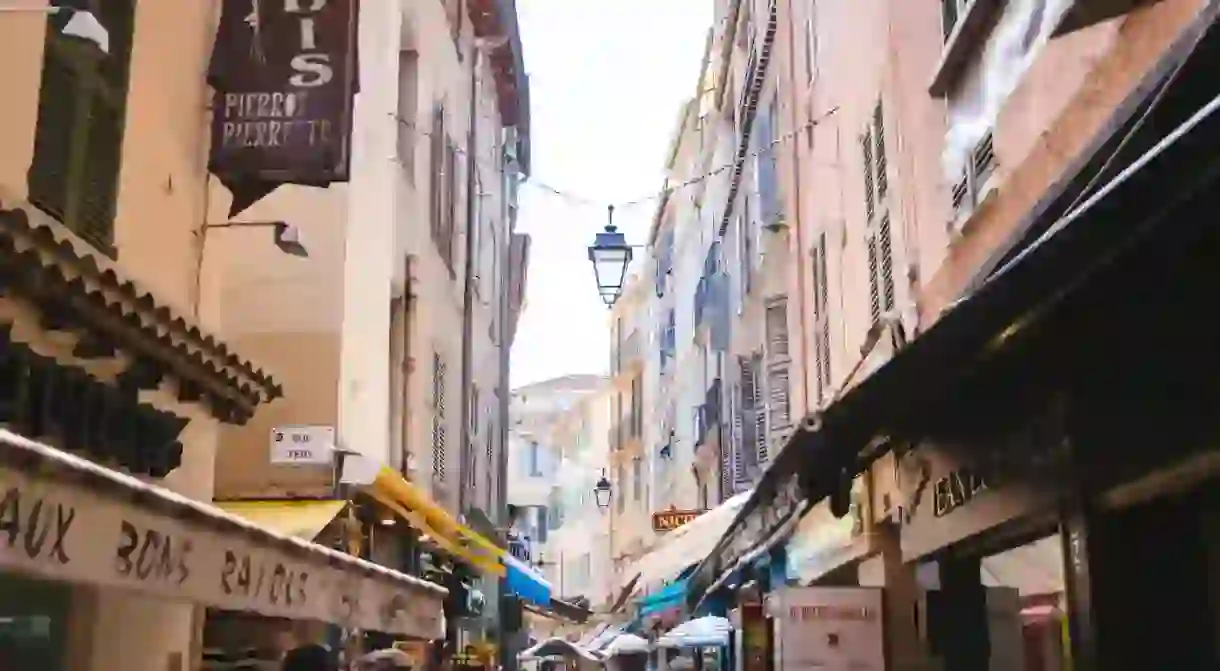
<box><xmin>892</xmin><ymin>406</ymin><xmax>1071</xmax><ymax>560</ymax></box>
<box><xmin>784</xmin><ymin>478</ymin><xmax>870</xmax><ymax>583</ymax></box>
<box><xmin>0</xmin><ymin>463</ymin><xmax>444</xmax><ymax>639</ymax></box>
<box><xmin>207</xmin><ymin>0</ymin><xmax>360</xmax><ymax>216</ymax></box>
<box><xmin>270</xmin><ymin>425</ymin><xmax>336</xmax><ymax>465</ymax></box>
<box><xmin>652</xmin><ymin>508</ymin><xmax>704</xmax><ymax>532</ymax></box>
<box><xmin>686</xmin><ymin>473</ymin><xmax>805</xmax><ymax>607</ymax></box>
<box><xmin>772</xmin><ymin>587</ymin><xmax>883</xmax><ymax>671</ymax></box>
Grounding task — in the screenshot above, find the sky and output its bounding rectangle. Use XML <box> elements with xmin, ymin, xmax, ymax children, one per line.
<box><xmin>509</xmin><ymin>0</ymin><xmax>713</xmax><ymax>388</ymax></box>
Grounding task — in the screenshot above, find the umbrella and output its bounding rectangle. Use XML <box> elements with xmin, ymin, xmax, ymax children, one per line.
<box><xmin>602</xmin><ymin>634</ymin><xmax>650</xmax><ymax>657</ymax></box>
<box><xmin>519</xmin><ymin>637</ymin><xmax>603</xmax><ymax>663</ymax></box>
<box><xmin>354</xmin><ymin>648</ymin><xmax>414</xmax><ymax>669</ymax></box>
<box><xmin>655</xmin><ymin>616</ymin><xmax>733</xmax><ymax>649</ymax></box>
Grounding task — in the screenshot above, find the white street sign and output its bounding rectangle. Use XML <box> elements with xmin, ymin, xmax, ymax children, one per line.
<box><xmin>270</xmin><ymin>425</ymin><xmax>336</xmax><ymax>465</ymax></box>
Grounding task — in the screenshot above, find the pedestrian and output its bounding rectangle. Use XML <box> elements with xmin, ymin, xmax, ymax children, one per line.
<box><xmin>282</xmin><ymin>643</ymin><xmax>338</xmax><ymax>671</ymax></box>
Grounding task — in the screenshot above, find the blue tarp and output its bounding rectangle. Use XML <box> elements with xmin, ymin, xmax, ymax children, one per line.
<box><xmin>503</xmin><ymin>555</ymin><xmax>552</xmax><ymax>606</ymax></box>
<box><xmin>637</xmin><ymin>576</ymin><xmax>690</xmax><ymax>617</ymax></box>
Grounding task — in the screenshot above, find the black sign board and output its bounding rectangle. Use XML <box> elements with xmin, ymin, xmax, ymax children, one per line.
<box><xmin>208</xmin><ymin>0</ymin><xmax>360</xmax><ymax>216</ymax></box>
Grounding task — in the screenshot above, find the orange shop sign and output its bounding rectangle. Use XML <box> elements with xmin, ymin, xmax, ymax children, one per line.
<box><xmin>652</xmin><ymin>508</ymin><xmax>704</xmax><ymax>532</ymax></box>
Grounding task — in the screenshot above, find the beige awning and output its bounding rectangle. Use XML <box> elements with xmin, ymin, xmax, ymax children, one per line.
<box><xmin>625</xmin><ymin>491</ymin><xmax>753</xmax><ymax>593</ymax></box>
<box><xmin>0</xmin><ymin>429</ymin><xmax>445</xmax><ymax>639</ymax></box>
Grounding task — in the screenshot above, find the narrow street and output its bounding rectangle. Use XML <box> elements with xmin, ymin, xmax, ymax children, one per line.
<box><xmin>0</xmin><ymin>0</ymin><xmax>1217</xmax><ymax>670</ymax></box>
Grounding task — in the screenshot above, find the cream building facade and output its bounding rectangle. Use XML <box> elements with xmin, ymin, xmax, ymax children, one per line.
<box><xmin>0</xmin><ymin>2</ymin><xmax>454</xmax><ymax>670</ymax></box>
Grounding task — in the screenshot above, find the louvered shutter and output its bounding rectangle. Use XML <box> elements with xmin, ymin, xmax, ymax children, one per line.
<box><xmin>737</xmin><ymin>357</ymin><xmax>757</xmax><ymax>475</ymax></box>
<box><xmin>879</xmin><ymin>214</ymin><xmax>895</xmax><ymax>313</ymax></box>
<box><xmin>764</xmin><ymin>297</ymin><xmax>791</xmax><ymax>440</ymax></box>
<box><xmin>860</xmin><ymin>131</ymin><xmax>876</xmax><ymax>222</ymax></box>
<box><xmin>752</xmin><ymin>352</ymin><xmax>767</xmax><ymax>466</ymax></box>
<box><xmin>721</xmin><ymin>382</ymin><xmax>736</xmax><ymax>498</ymax></box>
<box><xmin>28</xmin><ymin>53</ymin><xmax>79</xmax><ymax>223</ymax></box>
<box><xmin>874</xmin><ymin>102</ymin><xmax>889</xmax><ymax>200</ymax></box>
<box><xmin>432</xmin><ymin>353</ymin><xmax>448</xmax><ymax>482</ymax></box>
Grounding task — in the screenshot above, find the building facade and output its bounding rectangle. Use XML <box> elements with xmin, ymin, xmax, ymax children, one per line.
<box><xmin>684</xmin><ymin>0</ymin><xmax>1220</xmax><ymax>669</ymax></box>
<box><xmin>0</xmin><ymin>2</ymin><xmax>462</xmax><ymax>670</ymax></box>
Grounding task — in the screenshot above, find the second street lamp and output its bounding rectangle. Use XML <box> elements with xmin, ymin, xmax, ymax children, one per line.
<box><xmin>587</xmin><ymin>205</ymin><xmax>633</xmax><ymax>307</ymax></box>
<box><xmin>593</xmin><ymin>469</ymin><xmax>613</xmax><ymax>511</ymax></box>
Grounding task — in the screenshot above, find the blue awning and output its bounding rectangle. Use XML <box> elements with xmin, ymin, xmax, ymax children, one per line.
<box><xmin>637</xmin><ymin>577</ymin><xmax>689</xmax><ymax>617</ymax></box>
<box><xmin>503</xmin><ymin>555</ymin><xmax>552</xmax><ymax>606</ymax></box>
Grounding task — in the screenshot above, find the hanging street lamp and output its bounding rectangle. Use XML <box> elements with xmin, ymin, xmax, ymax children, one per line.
<box><xmin>587</xmin><ymin>205</ymin><xmax>634</xmax><ymax>307</ymax></box>
<box><xmin>593</xmin><ymin>469</ymin><xmax>613</xmax><ymax>511</ymax></box>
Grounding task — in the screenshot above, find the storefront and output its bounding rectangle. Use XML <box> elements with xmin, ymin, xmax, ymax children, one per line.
<box><xmin>0</xmin><ymin>429</ymin><xmax>446</xmax><ymax>669</ymax></box>
<box><xmin>690</xmin><ymin>6</ymin><xmax>1220</xmax><ymax>669</ymax></box>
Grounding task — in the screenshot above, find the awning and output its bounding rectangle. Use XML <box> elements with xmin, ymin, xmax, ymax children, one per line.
<box><xmin>0</xmin><ymin>429</ymin><xmax>445</xmax><ymax>639</ymax></box>
<box><xmin>503</xmin><ymin>554</ymin><xmax>551</xmax><ymax>606</ymax></box>
<box><xmin>624</xmin><ymin>491</ymin><xmax>751</xmax><ymax>593</ymax></box>
<box><xmin>365</xmin><ymin>466</ymin><xmax>506</xmax><ymax>577</ymax></box>
<box><xmin>687</xmin><ymin>1</ymin><xmax>1220</xmax><ymax>608</ymax></box>
<box><xmin>215</xmin><ymin>500</ymin><xmax>347</xmax><ymax>540</ymax></box>
<box><xmin>636</xmin><ymin>577</ymin><xmax>689</xmax><ymax>618</ymax></box>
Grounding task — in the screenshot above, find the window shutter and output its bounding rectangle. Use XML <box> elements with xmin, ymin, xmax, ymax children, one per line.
<box><xmin>879</xmin><ymin>214</ymin><xmax>895</xmax><ymax>313</ymax></box>
<box><xmin>432</xmin><ymin>353</ymin><xmax>448</xmax><ymax>482</ymax></box>
<box><xmin>764</xmin><ymin>297</ymin><xmax>791</xmax><ymax>440</ymax></box>
<box><xmin>811</xmin><ymin>233</ymin><xmax>832</xmax><ymax>402</ymax></box>
<box><xmin>866</xmin><ymin>232</ymin><xmax>882</xmax><ymax>325</ymax></box>
<box><xmin>28</xmin><ymin>54</ymin><xmax>79</xmax><ymax>223</ymax></box>
<box><xmin>721</xmin><ymin>383</ymin><xmax>736</xmax><ymax>498</ymax></box>
<box><xmin>752</xmin><ymin>352</ymin><xmax>767</xmax><ymax>466</ymax></box>
<box><xmin>860</xmin><ymin>131</ymin><xmax>876</xmax><ymax>222</ymax></box>
<box><xmin>737</xmin><ymin>357</ymin><xmax>757</xmax><ymax>476</ymax></box>
<box><xmin>874</xmin><ymin>102</ymin><xmax>888</xmax><ymax>201</ymax></box>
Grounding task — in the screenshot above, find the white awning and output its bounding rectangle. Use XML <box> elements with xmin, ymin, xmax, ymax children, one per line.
<box><xmin>0</xmin><ymin>429</ymin><xmax>445</xmax><ymax>639</ymax></box>
<box><xmin>625</xmin><ymin>491</ymin><xmax>753</xmax><ymax>592</ymax></box>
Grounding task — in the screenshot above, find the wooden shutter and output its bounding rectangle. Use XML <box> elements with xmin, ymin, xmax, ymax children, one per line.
<box><xmin>28</xmin><ymin>52</ymin><xmax>79</xmax><ymax>222</ymax></box>
<box><xmin>737</xmin><ymin>356</ymin><xmax>757</xmax><ymax>474</ymax></box>
<box><xmin>874</xmin><ymin>102</ymin><xmax>889</xmax><ymax>200</ymax></box>
<box><xmin>860</xmin><ymin>131</ymin><xmax>876</xmax><ymax>222</ymax></box>
<box><xmin>430</xmin><ymin>108</ymin><xmax>445</xmax><ymax>250</ymax></box>
<box><xmin>752</xmin><ymin>352</ymin><xmax>767</xmax><ymax>466</ymax></box>
<box><xmin>764</xmin><ymin>296</ymin><xmax>791</xmax><ymax>439</ymax></box>
<box><xmin>811</xmin><ymin>233</ymin><xmax>832</xmax><ymax>402</ymax></box>
<box><xmin>432</xmin><ymin>353</ymin><xmax>448</xmax><ymax>482</ymax></box>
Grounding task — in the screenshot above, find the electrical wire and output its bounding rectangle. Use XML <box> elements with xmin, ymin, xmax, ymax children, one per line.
<box><xmin>390</xmin><ymin>103</ymin><xmax>839</xmax><ymax>216</ymax></box>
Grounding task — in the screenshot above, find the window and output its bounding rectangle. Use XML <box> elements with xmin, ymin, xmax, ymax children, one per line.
<box><xmin>740</xmin><ymin>195</ymin><xmax>755</xmax><ymax>297</ymax></box>
<box><xmin>632</xmin><ymin>457</ymin><xmax>643</xmax><ymax>502</ymax></box>
<box><xmin>396</xmin><ymin>50</ymin><xmax>419</xmax><ymax>181</ymax></box>
<box><xmin>950</xmin><ymin>130</ymin><xmax>997</xmax><ymax>230</ymax></box>
<box><xmin>941</xmin><ymin>0</ymin><xmax>968</xmax><ymax>41</ymax></box>
<box><xmin>429</xmin><ymin>107</ymin><xmax>458</xmax><ymax>273</ymax></box>
<box><xmin>804</xmin><ymin>2</ymin><xmax>819</xmax><ymax>85</ymax></box>
<box><xmin>29</xmin><ymin>0</ymin><xmax>137</xmax><ymax>253</ymax></box>
<box><xmin>861</xmin><ymin>100</ymin><xmax>896</xmax><ymax>328</ymax></box>
<box><xmin>811</xmin><ymin>232</ymin><xmax>832</xmax><ymax>404</ymax></box>
<box><xmin>629</xmin><ymin>376</ymin><xmax>643</xmax><ymax>438</ymax></box>
<box><xmin>528</xmin><ymin>441</ymin><xmax>542</xmax><ymax>477</ymax></box>
<box><xmin>736</xmin><ymin>355</ymin><xmax>762</xmax><ymax>479</ymax></box>
<box><xmin>764</xmin><ymin>296</ymin><xmax>791</xmax><ymax>444</ymax></box>
<box><xmin>431</xmin><ymin>353</ymin><xmax>448</xmax><ymax>482</ymax></box>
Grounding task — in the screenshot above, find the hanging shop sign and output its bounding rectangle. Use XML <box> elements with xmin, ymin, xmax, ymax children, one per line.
<box><xmin>208</xmin><ymin>0</ymin><xmax>361</xmax><ymax>216</ymax></box>
<box><xmin>652</xmin><ymin>508</ymin><xmax>705</xmax><ymax>532</ymax></box>
<box><xmin>770</xmin><ymin>586</ymin><xmax>884</xmax><ymax>671</ymax></box>
<box><xmin>0</xmin><ymin>448</ymin><xmax>444</xmax><ymax>639</ymax></box>
<box><xmin>877</xmin><ymin>406</ymin><xmax>1071</xmax><ymax>560</ymax></box>
<box><xmin>784</xmin><ymin>477</ymin><xmax>871</xmax><ymax>584</ymax></box>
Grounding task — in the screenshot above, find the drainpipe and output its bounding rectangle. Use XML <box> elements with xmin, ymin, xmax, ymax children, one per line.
<box><xmin>459</xmin><ymin>42</ymin><xmax>481</xmax><ymax>516</ymax></box>
<box><xmin>781</xmin><ymin>0</ymin><xmax>812</xmax><ymax>413</ymax></box>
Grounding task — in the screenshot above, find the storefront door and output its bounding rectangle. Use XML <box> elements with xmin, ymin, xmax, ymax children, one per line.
<box><xmin>0</xmin><ymin>573</ymin><xmax>70</xmax><ymax>671</ymax></box>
